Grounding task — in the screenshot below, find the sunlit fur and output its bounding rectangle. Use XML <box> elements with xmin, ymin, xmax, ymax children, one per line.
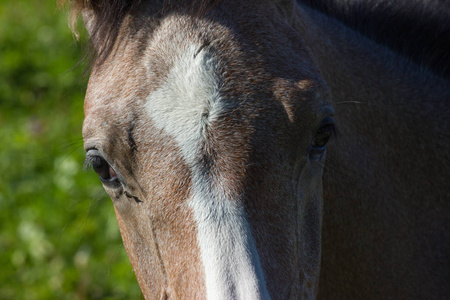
<box><xmin>145</xmin><ymin>44</ymin><xmax>269</xmax><ymax>299</ymax></box>
<box><xmin>72</xmin><ymin>0</ymin><xmax>450</xmax><ymax>299</ymax></box>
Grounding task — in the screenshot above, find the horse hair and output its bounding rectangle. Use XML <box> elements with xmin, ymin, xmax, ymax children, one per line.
<box><xmin>61</xmin><ymin>0</ymin><xmax>222</xmax><ymax>67</ymax></box>
<box><xmin>298</xmin><ymin>0</ymin><xmax>450</xmax><ymax>79</ymax></box>
<box><xmin>63</xmin><ymin>0</ymin><xmax>450</xmax><ymax>79</ymax></box>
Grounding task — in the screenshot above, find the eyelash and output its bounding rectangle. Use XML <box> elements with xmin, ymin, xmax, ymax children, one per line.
<box><xmin>84</xmin><ymin>150</ymin><xmax>120</xmax><ymax>186</ymax></box>
<box><xmin>83</xmin><ymin>155</ymin><xmax>98</xmax><ymax>172</ymax></box>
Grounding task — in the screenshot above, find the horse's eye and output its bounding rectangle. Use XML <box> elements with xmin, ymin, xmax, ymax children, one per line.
<box><xmin>312</xmin><ymin>117</ymin><xmax>336</xmax><ymax>149</ymax></box>
<box><xmin>310</xmin><ymin>118</ymin><xmax>335</xmax><ymax>161</ymax></box>
<box><xmin>313</xmin><ymin>124</ymin><xmax>334</xmax><ymax>148</ymax></box>
<box><xmin>92</xmin><ymin>156</ymin><xmax>116</xmax><ymax>180</ymax></box>
<box><xmin>85</xmin><ymin>150</ymin><xmax>119</xmax><ymax>185</ymax></box>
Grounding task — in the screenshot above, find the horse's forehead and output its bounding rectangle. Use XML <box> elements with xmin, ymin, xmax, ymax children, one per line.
<box><xmin>83</xmin><ymin>13</ymin><xmax>330</xmax><ymax>137</ymax></box>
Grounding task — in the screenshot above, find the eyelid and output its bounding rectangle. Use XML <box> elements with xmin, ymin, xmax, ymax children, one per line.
<box><xmin>86</xmin><ymin>148</ymin><xmax>101</xmax><ymax>156</ymax></box>
<box><xmin>84</xmin><ymin>149</ymin><xmax>102</xmax><ymax>171</ymax></box>
<box><xmin>320</xmin><ymin>116</ymin><xmax>335</xmax><ymax>127</ymax></box>
<box><xmin>319</xmin><ymin>116</ymin><xmax>338</xmax><ymax>139</ymax></box>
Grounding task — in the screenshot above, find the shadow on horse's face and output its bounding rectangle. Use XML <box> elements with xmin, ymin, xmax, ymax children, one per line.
<box><xmin>82</xmin><ymin>1</ymin><xmax>334</xmax><ymax>298</ymax></box>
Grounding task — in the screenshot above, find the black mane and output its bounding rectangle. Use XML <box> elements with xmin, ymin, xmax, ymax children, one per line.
<box><xmin>70</xmin><ymin>0</ymin><xmax>450</xmax><ymax>78</ymax></box>
<box><xmin>299</xmin><ymin>0</ymin><xmax>450</xmax><ymax>79</ymax></box>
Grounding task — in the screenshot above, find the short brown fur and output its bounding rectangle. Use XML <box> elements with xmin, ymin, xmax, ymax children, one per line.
<box><xmin>68</xmin><ymin>0</ymin><xmax>450</xmax><ymax>299</ymax></box>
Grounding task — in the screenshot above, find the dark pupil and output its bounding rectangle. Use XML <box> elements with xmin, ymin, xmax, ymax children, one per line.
<box><xmin>92</xmin><ymin>156</ymin><xmax>112</xmax><ymax>180</ymax></box>
<box><xmin>313</xmin><ymin>125</ymin><xmax>332</xmax><ymax>148</ymax></box>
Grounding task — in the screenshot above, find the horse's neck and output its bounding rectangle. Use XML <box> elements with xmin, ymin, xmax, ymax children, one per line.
<box><xmin>296</xmin><ymin>4</ymin><xmax>450</xmax><ymax>299</ymax></box>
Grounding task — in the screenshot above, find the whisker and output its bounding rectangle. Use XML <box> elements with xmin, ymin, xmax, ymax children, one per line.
<box><xmin>107</xmin><ymin>242</ymin><xmax>124</xmax><ymax>277</ymax></box>
<box><xmin>57</xmin><ymin>138</ymin><xmax>84</xmax><ymax>151</ymax></box>
<box><xmin>78</xmin><ymin>189</ymin><xmax>107</xmax><ymax>241</ymax></box>
<box><xmin>54</xmin><ymin>143</ymin><xmax>85</xmax><ymax>172</ymax></box>
<box><xmin>32</xmin><ymin>138</ymin><xmax>84</xmax><ymax>164</ymax></box>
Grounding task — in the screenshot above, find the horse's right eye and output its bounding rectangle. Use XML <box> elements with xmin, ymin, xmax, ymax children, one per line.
<box><xmin>313</xmin><ymin>117</ymin><xmax>335</xmax><ymax>147</ymax></box>
<box><xmin>91</xmin><ymin>156</ymin><xmax>115</xmax><ymax>180</ymax></box>
<box><xmin>312</xmin><ymin>124</ymin><xmax>334</xmax><ymax>149</ymax></box>
<box><xmin>309</xmin><ymin>117</ymin><xmax>336</xmax><ymax>161</ymax></box>
<box><xmin>85</xmin><ymin>150</ymin><xmax>119</xmax><ymax>186</ymax></box>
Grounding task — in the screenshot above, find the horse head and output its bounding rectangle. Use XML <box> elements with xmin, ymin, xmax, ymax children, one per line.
<box><xmin>80</xmin><ymin>0</ymin><xmax>334</xmax><ymax>298</ymax></box>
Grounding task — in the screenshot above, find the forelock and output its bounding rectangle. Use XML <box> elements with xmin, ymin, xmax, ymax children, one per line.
<box><xmin>61</xmin><ymin>0</ymin><xmax>224</xmax><ymax>67</ymax></box>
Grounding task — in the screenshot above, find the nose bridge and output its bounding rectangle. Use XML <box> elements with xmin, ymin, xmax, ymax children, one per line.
<box><xmin>143</xmin><ymin>29</ymin><xmax>271</xmax><ymax>296</ymax></box>
<box><xmin>188</xmin><ymin>178</ymin><xmax>271</xmax><ymax>300</ymax></box>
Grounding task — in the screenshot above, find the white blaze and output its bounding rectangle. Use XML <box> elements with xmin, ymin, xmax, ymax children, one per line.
<box><xmin>145</xmin><ymin>44</ymin><xmax>270</xmax><ymax>300</ymax></box>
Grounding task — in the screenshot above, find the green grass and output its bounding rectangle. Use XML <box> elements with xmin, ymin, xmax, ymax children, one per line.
<box><xmin>0</xmin><ymin>1</ymin><xmax>142</xmax><ymax>298</ymax></box>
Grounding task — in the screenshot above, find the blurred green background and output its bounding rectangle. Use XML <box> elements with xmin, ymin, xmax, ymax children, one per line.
<box><xmin>0</xmin><ymin>0</ymin><xmax>142</xmax><ymax>298</ymax></box>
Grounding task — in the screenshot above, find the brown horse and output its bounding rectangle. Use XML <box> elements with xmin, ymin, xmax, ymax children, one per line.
<box><xmin>64</xmin><ymin>0</ymin><xmax>449</xmax><ymax>298</ymax></box>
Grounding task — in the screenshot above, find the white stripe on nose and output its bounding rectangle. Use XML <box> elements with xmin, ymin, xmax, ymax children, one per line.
<box><xmin>145</xmin><ymin>43</ymin><xmax>270</xmax><ymax>300</ymax></box>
